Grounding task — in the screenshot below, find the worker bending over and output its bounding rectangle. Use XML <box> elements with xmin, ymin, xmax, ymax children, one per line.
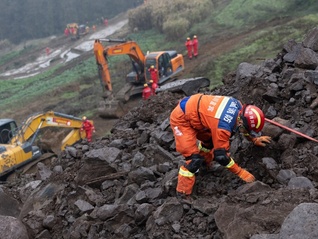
<box><xmin>170</xmin><ymin>94</ymin><xmax>271</xmax><ymax>196</ymax></box>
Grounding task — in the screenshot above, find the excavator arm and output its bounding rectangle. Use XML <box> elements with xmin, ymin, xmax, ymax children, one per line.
<box><xmin>93</xmin><ymin>39</ymin><xmax>148</xmax><ymax>118</ymax></box>
<box><xmin>93</xmin><ymin>39</ymin><xmax>146</xmax><ymax>96</ymax></box>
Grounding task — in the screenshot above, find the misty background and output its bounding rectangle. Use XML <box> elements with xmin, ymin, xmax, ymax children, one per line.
<box><xmin>0</xmin><ymin>0</ymin><xmax>142</xmax><ymax>44</ymax></box>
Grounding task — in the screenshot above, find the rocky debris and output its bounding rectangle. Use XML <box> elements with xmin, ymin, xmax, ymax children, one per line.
<box><xmin>1</xmin><ymin>27</ymin><xmax>318</xmax><ymax>239</ymax></box>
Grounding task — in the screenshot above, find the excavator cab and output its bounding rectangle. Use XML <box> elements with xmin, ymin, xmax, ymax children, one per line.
<box><xmin>0</xmin><ymin>119</ymin><xmax>17</xmax><ymax>144</ymax></box>
<box><xmin>145</xmin><ymin>52</ymin><xmax>173</xmax><ymax>82</ymax></box>
<box><xmin>145</xmin><ymin>51</ymin><xmax>183</xmax><ymax>85</ymax></box>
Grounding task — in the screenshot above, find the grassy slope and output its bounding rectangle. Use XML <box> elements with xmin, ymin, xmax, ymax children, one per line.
<box><xmin>0</xmin><ymin>0</ymin><xmax>318</xmax><ymax>122</ymax></box>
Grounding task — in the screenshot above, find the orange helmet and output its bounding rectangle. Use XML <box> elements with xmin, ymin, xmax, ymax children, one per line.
<box><xmin>144</xmin><ymin>83</ymin><xmax>148</xmax><ymax>87</ymax></box>
<box><xmin>240</xmin><ymin>105</ymin><xmax>265</xmax><ymax>133</ymax></box>
<box><xmin>82</xmin><ymin>116</ymin><xmax>87</xmax><ymax>121</ymax></box>
<box><xmin>149</xmin><ymin>80</ymin><xmax>153</xmax><ymax>83</ymax></box>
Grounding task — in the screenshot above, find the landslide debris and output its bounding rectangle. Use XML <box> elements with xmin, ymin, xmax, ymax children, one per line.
<box><xmin>1</xmin><ymin>27</ymin><xmax>318</xmax><ymax>239</ymax></box>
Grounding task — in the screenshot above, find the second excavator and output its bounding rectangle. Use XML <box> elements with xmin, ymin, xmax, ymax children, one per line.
<box><xmin>93</xmin><ymin>38</ymin><xmax>210</xmax><ymax>118</ymax></box>
<box><xmin>0</xmin><ymin>111</ymin><xmax>93</xmax><ymax>180</ymax></box>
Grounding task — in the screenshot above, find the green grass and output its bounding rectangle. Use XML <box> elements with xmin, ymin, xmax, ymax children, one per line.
<box><xmin>205</xmin><ymin>16</ymin><xmax>318</xmax><ymax>86</ymax></box>
<box><xmin>0</xmin><ymin>45</ymin><xmax>36</xmax><ymax>66</ymax></box>
<box><xmin>0</xmin><ymin>57</ymin><xmax>99</xmax><ymax>114</ymax></box>
<box><xmin>215</xmin><ymin>0</ymin><xmax>315</xmax><ymax>28</ymax></box>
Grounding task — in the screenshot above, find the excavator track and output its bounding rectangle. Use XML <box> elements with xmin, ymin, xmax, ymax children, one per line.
<box><xmin>156</xmin><ymin>77</ymin><xmax>211</xmax><ymax>95</ymax></box>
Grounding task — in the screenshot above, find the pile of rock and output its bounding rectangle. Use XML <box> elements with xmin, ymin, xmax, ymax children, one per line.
<box><xmin>1</xmin><ymin>27</ymin><xmax>318</xmax><ymax>239</ymax></box>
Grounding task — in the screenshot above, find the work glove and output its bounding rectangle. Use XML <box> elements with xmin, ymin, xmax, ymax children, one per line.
<box><xmin>227</xmin><ymin>159</ymin><xmax>255</xmax><ymax>183</ymax></box>
<box><xmin>252</xmin><ymin>136</ymin><xmax>271</xmax><ymax>147</ymax></box>
<box><xmin>237</xmin><ymin>168</ymin><xmax>255</xmax><ymax>183</ymax></box>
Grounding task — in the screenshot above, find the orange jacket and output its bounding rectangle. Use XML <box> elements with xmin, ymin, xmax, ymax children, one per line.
<box><xmin>81</xmin><ymin>120</ymin><xmax>94</xmax><ymax>132</ymax></box>
<box><xmin>170</xmin><ymin>94</ymin><xmax>243</xmax><ymax>158</ymax></box>
<box><xmin>142</xmin><ymin>86</ymin><xmax>152</xmax><ymax>100</ymax></box>
<box><xmin>192</xmin><ymin>38</ymin><xmax>198</xmax><ymax>56</ymax></box>
<box><xmin>148</xmin><ymin>68</ymin><xmax>158</xmax><ymax>84</ymax></box>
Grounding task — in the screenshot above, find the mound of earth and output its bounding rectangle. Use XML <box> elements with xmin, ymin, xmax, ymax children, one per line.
<box><xmin>1</xmin><ymin>27</ymin><xmax>318</xmax><ymax>239</ymax></box>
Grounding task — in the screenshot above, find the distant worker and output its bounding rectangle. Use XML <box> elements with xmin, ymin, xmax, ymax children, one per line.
<box><xmin>104</xmin><ymin>18</ymin><xmax>108</xmax><ymax>27</ymax></box>
<box><xmin>170</xmin><ymin>94</ymin><xmax>271</xmax><ymax>197</ymax></box>
<box><xmin>148</xmin><ymin>65</ymin><xmax>158</xmax><ymax>84</ymax></box>
<box><xmin>192</xmin><ymin>35</ymin><xmax>199</xmax><ymax>58</ymax></box>
<box><xmin>149</xmin><ymin>80</ymin><xmax>158</xmax><ymax>96</ymax></box>
<box><xmin>81</xmin><ymin>116</ymin><xmax>95</xmax><ymax>142</ymax></box>
<box><xmin>45</xmin><ymin>47</ymin><xmax>50</xmax><ymax>56</ymax></box>
<box><xmin>85</xmin><ymin>25</ymin><xmax>90</xmax><ymax>33</ymax></box>
<box><xmin>142</xmin><ymin>83</ymin><xmax>152</xmax><ymax>100</ymax></box>
<box><xmin>185</xmin><ymin>37</ymin><xmax>193</xmax><ymax>60</ymax></box>
<box><xmin>64</xmin><ymin>27</ymin><xmax>69</xmax><ymax>37</ymax></box>
<box><xmin>92</xmin><ymin>25</ymin><xmax>96</xmax><ymax>32</ymax></box>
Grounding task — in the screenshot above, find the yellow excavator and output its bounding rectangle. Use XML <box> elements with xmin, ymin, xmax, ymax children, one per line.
<box><xmin>93</xmin><ymin>38</ymin><xmax>210</xmax><ymax>118</ymax></box>
<box><xmin>0</xmin><ymin>111</ymin><xmax>93</xmax><ymax>179</ymax></box>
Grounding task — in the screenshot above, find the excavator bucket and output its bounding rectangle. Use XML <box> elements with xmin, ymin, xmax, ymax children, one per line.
<box><xmin>156</xmin><ymin>77</ymin><xmax>210</xmax><ymax>96</ymax></box>
<box><xmin>98</xmin><ymin>99</ymin><xmax>126</xmax><ymax>119</ymax></box>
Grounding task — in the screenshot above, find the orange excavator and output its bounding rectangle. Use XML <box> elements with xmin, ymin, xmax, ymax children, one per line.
<box><xmin>93</xmin><ymin>38</ymin><xmax>210</xmax><ymax>118</ymax></box>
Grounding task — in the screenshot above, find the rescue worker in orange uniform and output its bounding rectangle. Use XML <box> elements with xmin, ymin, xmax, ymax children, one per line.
<box><xmin>81</xmin><ymin>116</ymin><xmax>95</xmax><ymax>142</ymax></box>
<box><xmin>148</xmin><ymin>65</ymin><xmax>158</xmax><ymax>84</ymax></box>
<box><xmin>142</xmin><ymin>83</ymin><xmax>152</xmax><ymax>100</ymax></box>
<box><xmin>185</xmin><ymin>37</ymin><xmax>193</xmax><ymax>60</ymax></box>
<box><xmin>45</xmin><ymin>47</ymin><xmax>50</xmax><ymax>56</ymax></box>
<box><xmin>64</xmin><ymin>27</ymin><xmax>69</xmax><ymax>37</ymax></box>
<box><xmin>149</xmin><ymin>80</ymin><xmax>158</xmax><ymax>96</ymax></box>
<box><xmin>170</xmin><ymin>94</ymin><xmax>271</xmax><ymax>196</ymax></box>
<box><xmin>192</xmin><ymin>35</ymin><xmax>199</xmax><ymax>58</ymax></box>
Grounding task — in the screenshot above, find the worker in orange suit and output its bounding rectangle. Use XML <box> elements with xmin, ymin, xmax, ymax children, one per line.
<box><xmin>149</xmin><ymin>80</ymin><xmax>158</xmax><ymax>96</ymax></box>
<box><xmin>45</xmin><ymin>47</ymin><xmax>50</xmax><ymax>56</ymax></box>
<box><xmin>192</xmin><ymin>35</ymin><xmax>199</xmax><ymax>58</ymax></box>
<box><xmin>185</xmin><ymin>37</ymin><xmax>193</xmax><ymax>60</ymax></box>
<box><xmin>64</xmin><ymin>27</ymin><xmax>69</xmax><ymax>37</ymax></box>
<box><xmin>142</xmin><ymin>83</ymin><xmax>152</xmax><ymax>100</ymax></box>
<box><xmin>81</xmin><ymin>116</ymin><xmax>95</xmax><ymax>142</ymax></box>
<box><xmin>170</xmin><ymin>94</ymin><xmax>271</xmax><ymax>197</ymax></box>
<box><xmin>148</xmin><ymin>65</ymin><xmax>158</xmax><ymax>84</ymax></box>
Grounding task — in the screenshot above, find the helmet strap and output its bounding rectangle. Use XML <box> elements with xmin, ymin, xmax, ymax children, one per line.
<box><xmin>240</xmin><ymin>104</ymin><xmax>250</xmax><ymax>132</ymax></box>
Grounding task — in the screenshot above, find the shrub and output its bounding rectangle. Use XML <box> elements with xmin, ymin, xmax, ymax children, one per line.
<box><xmin>128</xmin><ymin>5</ymin><xmax>153</xmax><ymax>31</ymax></box>
<box><xmin>128</xmin><ymin>0</ymin><xmax>213</xmax><ymax>36</ymax></box>
<box><xmin>163</xmin><ymin>17</ymin><xmax>190</xmax><ymax>40</ymax></box>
